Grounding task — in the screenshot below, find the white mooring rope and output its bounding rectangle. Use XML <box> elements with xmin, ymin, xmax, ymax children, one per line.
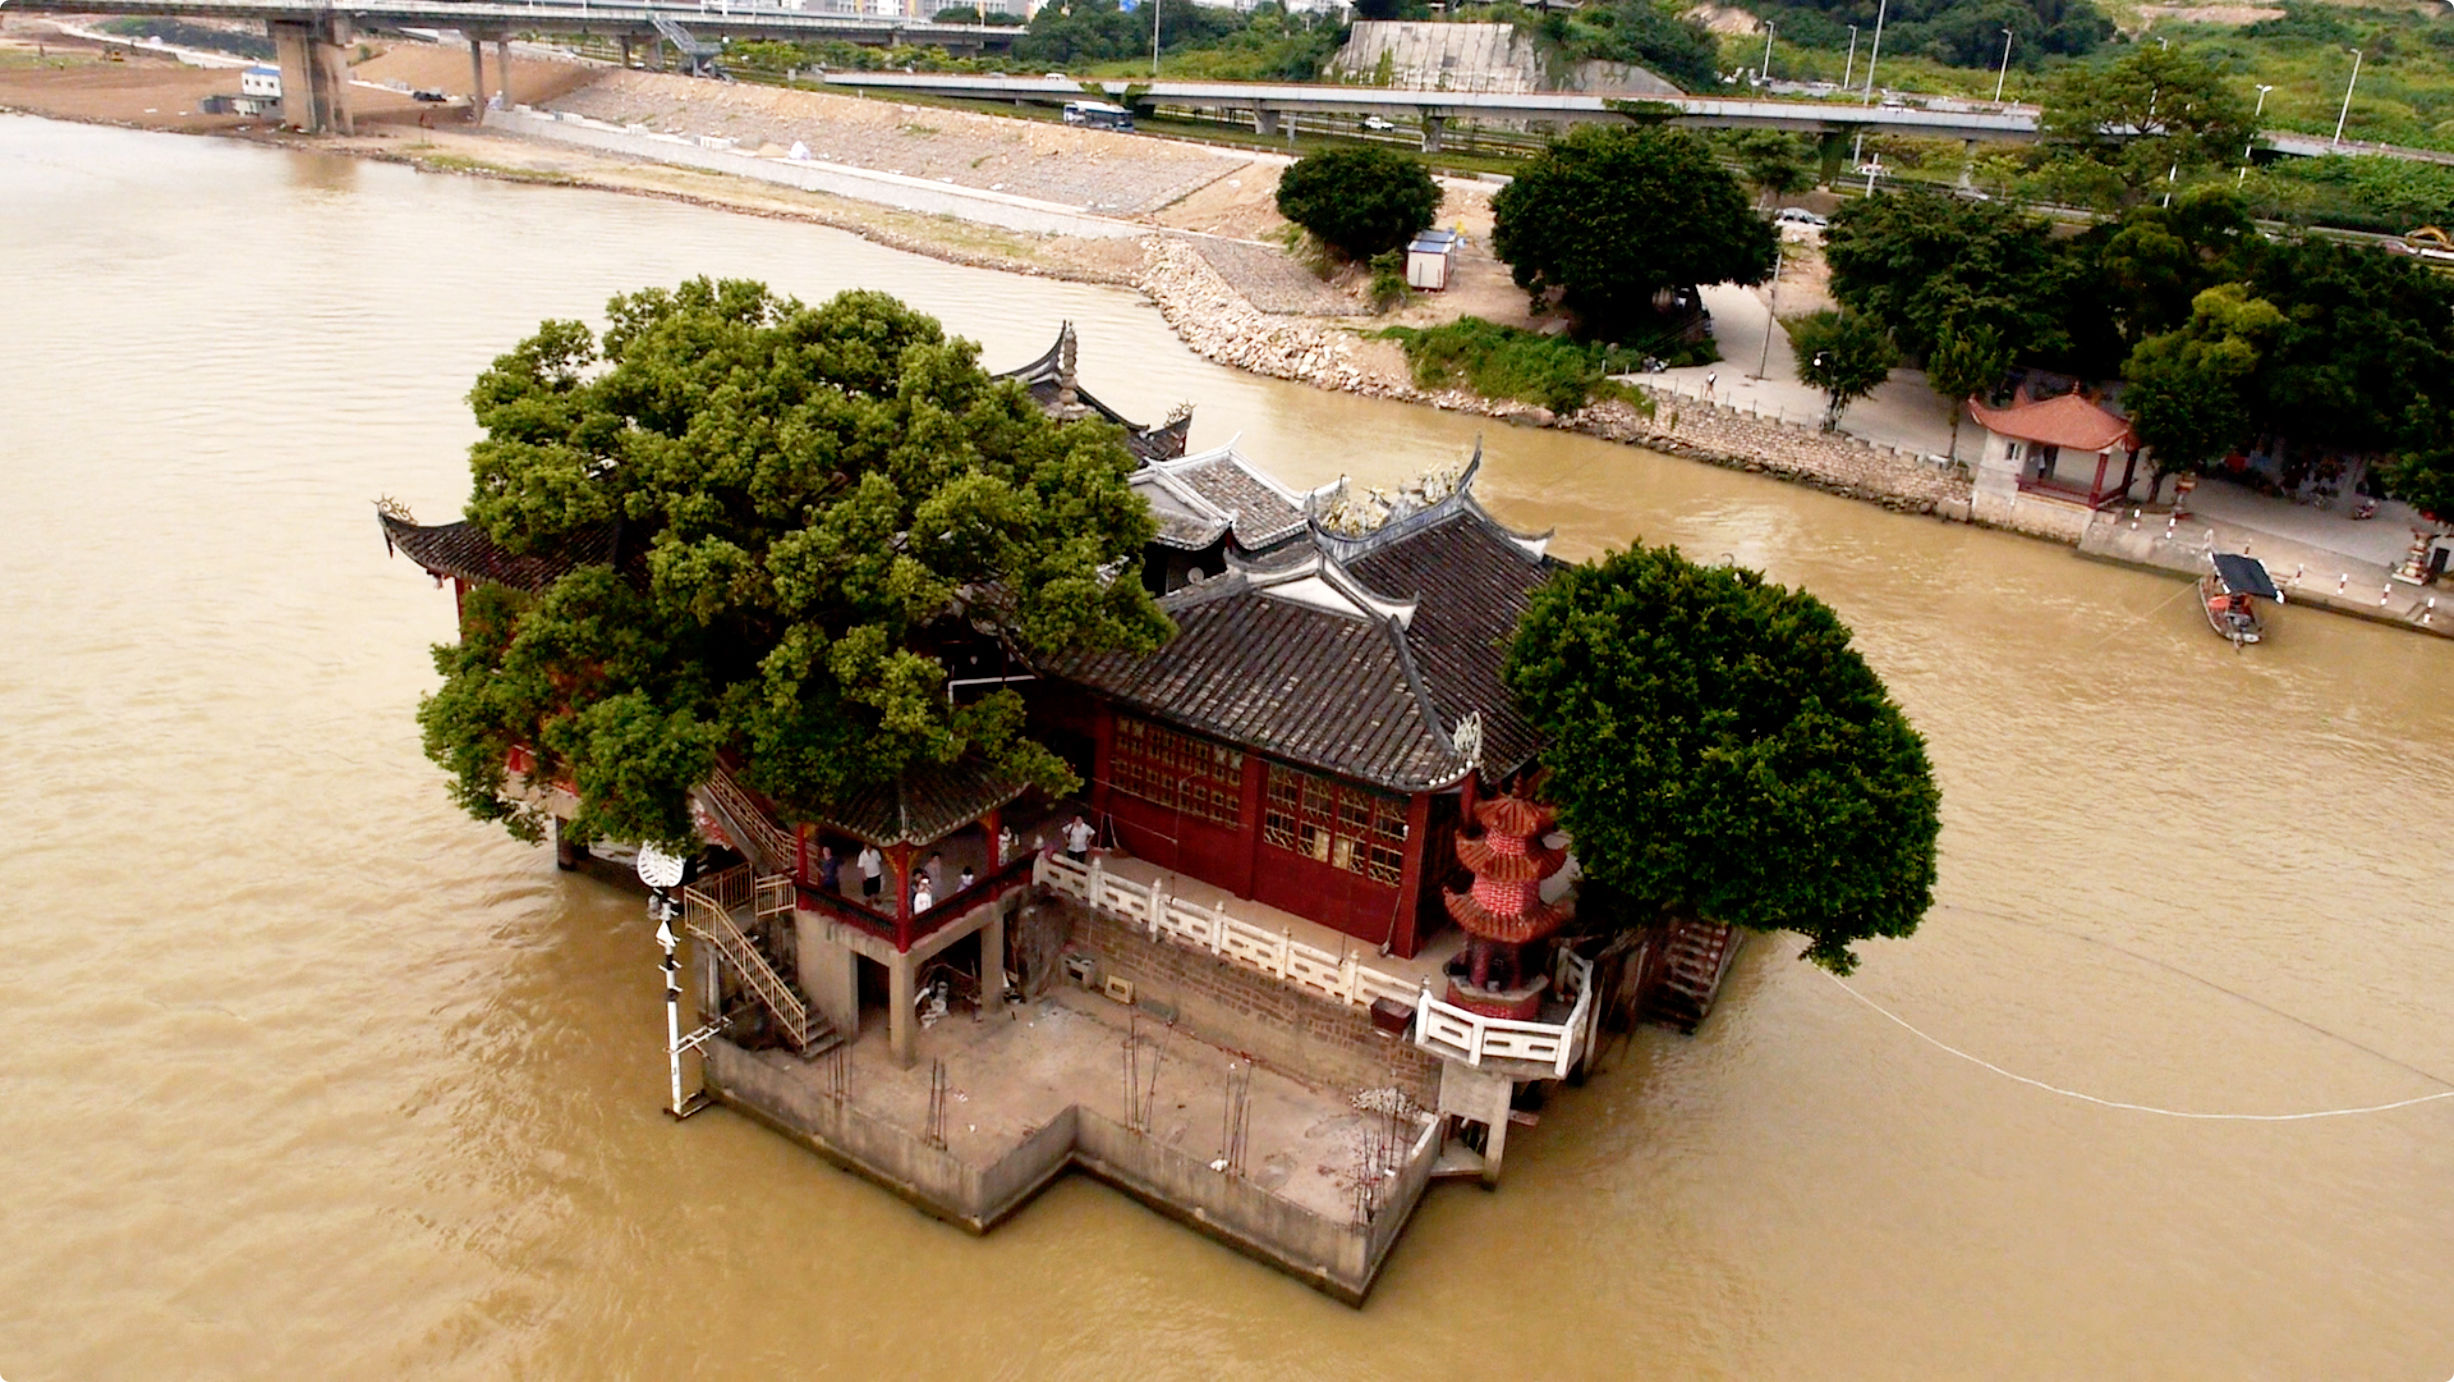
<box><xmin>1824</xmin><ymin>972</ymin><xmax>2454</xmax><ymax>1122</ymax></box>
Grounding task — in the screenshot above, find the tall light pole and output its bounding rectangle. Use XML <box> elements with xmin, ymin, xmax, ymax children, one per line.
<box><xmin>2333</xmin><ymin>47</ymin><xmax>2362</xmax><ymax>149</ymax></box>
<box><xmin>2245</xmin><ymin>82</ymin><xmax>2273</xmax><ymax>164</ymax></box>
<box><xmin>1842</xmin><ymin>25</ymin><xmax>1859</xmax><ymax>91</ymax></box>
<box><xmin>1753</xmin><ymin>242</ymin><xmax>1784</xmax><ymax>380</ymax></box>
<box><xmin>1861</xmin><ymin>0</ymin><xmax>1888</xmax><ymax>105</ymax></box>
<box><xmin>1993</xmin><ymin>27</ymin><xmax>2014</xmax><ymax>102</ymax></box>
<box><xmin>1760</xmin><ymin>21</ymin><xmax>1776</xmax><ymax>86</ymax></box>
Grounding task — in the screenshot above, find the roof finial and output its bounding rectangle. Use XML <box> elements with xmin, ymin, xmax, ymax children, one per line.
<box><xmin>1056</xmin><ymin>321</ymin><xmax>1084</xmax><ymax>420</ymax></box>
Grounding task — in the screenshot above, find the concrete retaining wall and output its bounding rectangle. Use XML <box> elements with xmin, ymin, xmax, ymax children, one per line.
<box><xmin>1061</xmin><ymin>898</ymin><xmax>1442</xmax><ymax>1109</ymax></box>
<box><xmin>705</xmin><ymin>1037</ymin><xmax>1433</xmax><ymax>1303</ymax></box>
<box><xmin>485</xmin><ymin>106</ymin><xmax>1146</xmax><ymax>239</ymax></box>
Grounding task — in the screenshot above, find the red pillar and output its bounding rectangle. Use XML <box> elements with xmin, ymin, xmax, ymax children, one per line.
<box><xmin>1389</xmin><ymin>790</ymin><xmax>1435</xmax><ymax>959</ymax></box>
<box><xmin>890</xmin><ymin>844</ymin><xmax>914</xmax><ymax>952</ymax></box>
<box><xmin>1233</xmin><ymin>753</ymin><xmax>1267</xmax><ymax>899</ymax></box>
<box><xmin>795</xmin><ymin>824</ymin><xmax>809</xmax><ymax>884</ymax></box>
<box><xmin>2090</xmin><ymin>449</ymin><xmax>2112</xmax><ymax>507</ymax></box>
<box><xmin>1088</xmin><ymin>706</ymin><xmax>1115</xmax><ymax>824</ymax></box>
<box><xmin>983</xmin><ymin>808</ymin><xmax>1002</xmax><ymax>872</ymax></box>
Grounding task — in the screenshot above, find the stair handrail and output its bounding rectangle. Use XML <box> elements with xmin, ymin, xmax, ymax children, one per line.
<box><xmin>681</xmin><ymin>883</ymin><xmax>810</xmax><ymax>1049</ymax></box>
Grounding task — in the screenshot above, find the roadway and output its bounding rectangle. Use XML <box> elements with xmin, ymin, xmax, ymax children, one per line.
<box><xmin>0</xmin><ymin>0</ymin><xmax>1015</xmax><ymax>49</ymax></box>
<box><xmin>826</xmin><ymin>72</ymin><xmax>2454</xmax><ymax>168</ymax></box>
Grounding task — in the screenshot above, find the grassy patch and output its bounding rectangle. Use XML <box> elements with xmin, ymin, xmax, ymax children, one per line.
<box><xmin>1376</xmin><ymin>317</ymin><xmax>1657</xmax><ymax>413</ymax></box>
<box><xmin>413</xmin><ymin>153</ymin><xmax>581</xmax><ymax>186</ymax></box>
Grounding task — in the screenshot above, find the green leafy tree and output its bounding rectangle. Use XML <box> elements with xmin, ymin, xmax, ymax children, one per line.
<box><xmin>2040</xmin><ymin>47</ymin><xmax>2252</xmax><ymax>201</ymax></box>
<box><xmin>1275</xmin><ymin>146</ymin><xmax>1442</xmax><ymax>260</ymax></box>
<box><xmin>1733</xmin><ymin>130</ymin><xmax>1814</xmax><ymax>207</ymax></box>
<box><xmin>1822</xmin><ymin>186</ymin><xmax>2070</xmax><ymax>364</ymax></box>
<box><xmin>2121</xmin><ymin>283</ymin><xmax>2285</xmax><ymax>498</ymax></box>
<box><xmin>419</xmin><ymin>280</ymin><xmax>1171</xmax><ymax>848</ymax></box>
<box><xmin>1926</xmin><ymin>319</ymin><xmax>2010</xmax><ymax>462</ymax></box>
<box><xmin>1793</xmin><ymin>310</ymin><xmax>1899</xmax><ymax>430</ymax></box>
<box><xmin>1545</xmin><ymin>3</ymin><xmax>1723</xmax><ymax>92</ymax></box>
<box><xmin>1504</xmin><ymin>544</ymin><xmax>1941</xmax><ymax>975</ymax></box>
<box><xmin>1492</xmin><ymin>125</ymin><xmax>1775</xmax><ymax>339</ymax></box>
<box><xmin>2094</xmin><ymin>185</ymin><xmax>2261</xmax><ymax>344</ymax></box>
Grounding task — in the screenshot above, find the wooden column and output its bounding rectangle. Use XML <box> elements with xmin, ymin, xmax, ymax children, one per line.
<box><xmin>983</xmin><ymin>807</ymin><xmax>1002</xmax><ymax>871</ymax></box>
<box><xmin>1233</xmin><ymin>753</ymin><xmax>1267</xmax><ymax>899</ymax></box>
<box><xmin>1389</xmin><ymin>790</ymin><xmax>1436</xmax><ymax>959</ymax></box>
<box><xmin>890</xmin><ymin>844</ymin><xmax>914</xmax><ymax>953</ymax></box>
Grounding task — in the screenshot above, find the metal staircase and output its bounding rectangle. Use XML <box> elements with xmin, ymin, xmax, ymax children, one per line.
<box><xmin>682</xmin><ymin>875</ymin><xmax>837</xmax><ymax>1058</ymax></box>
<box><xmin>1641</xmin><ymin>916</ymin><xmax>1742</xmax><ymax>1035</ymax></box>
<box><xmin>649</xmin><ymin>15</ymin><xmax>728</xmax><ymax>78</ymax></box>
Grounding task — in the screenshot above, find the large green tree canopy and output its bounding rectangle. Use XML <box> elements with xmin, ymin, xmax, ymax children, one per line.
<box><xmin>1505</xmin><ymin>545</ymin><xmax>1940</xmax><ymax>974</ymax></box>
<box><xmin>1274</xmin><ymin>146</ymin><xmax>1442</xmax><ymax>260</ymax></box>
<box><xmin>419</xmin><ymin>280</ymin><xmax>1171</xmax><ymax>848</ymax></box>
<box><xmin>1491</xmin><ymin>125</ymin><xmax>1776</xmax><ymax>340</ymax></box>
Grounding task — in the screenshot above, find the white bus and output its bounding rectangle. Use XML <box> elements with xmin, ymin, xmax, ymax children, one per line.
<box><xmin>1062</xmin><ymin>101</ymin><xmax>1134</xmax><ymax>132</ymax></box>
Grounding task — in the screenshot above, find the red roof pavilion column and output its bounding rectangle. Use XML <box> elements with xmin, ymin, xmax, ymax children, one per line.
<box><xmin>890</xmin><ymin>843</ymin><xmax>914</xmax><ymax>953</ymax></box>
<box><xmin>795</xmin><ymin>824</ymin><xmax>809</xmax><ymax>885</ymax></box>
<box><xmin>1089</xmin><ymin>706</ymin><xmax>1115</xmax><ymax>823</ymax></box>
<box><xmin>983</xmin><ymin>807</ymin><xmax>1002</xmax><ymax>872</ymax></box>
<box><xmin>1389</xmin><ymin>790</ymin><xmax>1434</xmax><ymax>960</ymax></box>
<box><xmin>2090</xmin><ymin>450</ymin><xmax>2112</xmax><ymax>507</ymax></box>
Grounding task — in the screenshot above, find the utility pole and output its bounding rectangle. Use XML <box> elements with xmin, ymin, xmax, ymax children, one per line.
<box><xmin>2333</xmin><ymin>47</ymin><xmax>2362</xmax><ymax>149</ymax></box>
<box><xmin>1759</xmin><ymin>22</ymin><xmax>1775</xmax><ymax>86</ymax></box>
<box><xmin>1753</xmin><ymin>242</ymin><xmax>1784</xmax><ymax>380</ymax></box>
<box><xmin>1842</xmin><ymin>25</ymin><xmax>1858</xmax><ymax>91</ymax></box>
<box><xmin>1151</xmin><ymin>0</ymin><xmax>1162</xmax><ymax>78</ymax></box>
<box><xmin>1862</xmin><ymin>0</ymin><xmax>1888</xmax><ymax>105</ymax></box>
<box><xmin>1993</xmin><ymin>28</ymin><xmax>2013</xmax><ymax>103</ymax></box>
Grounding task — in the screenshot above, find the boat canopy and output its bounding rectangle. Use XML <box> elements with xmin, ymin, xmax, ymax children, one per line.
<box><xmin>2211</xmin><ymin>552</ymin><xmax>2282</xmax><ymax>601</ymax></box>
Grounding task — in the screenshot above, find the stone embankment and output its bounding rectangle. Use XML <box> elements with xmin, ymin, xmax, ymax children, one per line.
<box><xmin>1138</xmin><ymin>237</ymin><xmax>1975</xmax><ymax>521</ymax></box>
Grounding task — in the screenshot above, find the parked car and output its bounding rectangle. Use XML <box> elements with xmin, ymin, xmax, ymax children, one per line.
<box><xmin>1774</xmin><ymin>207</ymin><xmax>1828</xmax><ymax>228</ymax></box>
<box><xmin>1361</xmin><ymin>115</ymin><xmax>1395</xmax><ymax>132</ymax></box>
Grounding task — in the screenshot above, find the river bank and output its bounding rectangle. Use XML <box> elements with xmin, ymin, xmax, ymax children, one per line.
<box><xmin>4</xmin><ymin>33</ymin><xmax>2442</xmax><ymax>636</ymax></box>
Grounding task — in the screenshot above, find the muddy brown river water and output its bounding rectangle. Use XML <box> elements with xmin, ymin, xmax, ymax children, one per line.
<box><xmin>3</xmin><ymin>114</ymin><xmax>2450</xmax><ymax>1379</ymax></box>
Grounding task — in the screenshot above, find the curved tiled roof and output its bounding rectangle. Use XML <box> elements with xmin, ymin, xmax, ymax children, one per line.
<box><xmin>1051</xmin><ymin>461</ymin><xmax>1558</xmax><ymax>793</ymax></box>
<box><xmin>1967</xmin><ymin>391</ymin><xmax>2135</xmax><ymax>453</ymax></box>
<box><xmin>378</xmin><ymin>509</ymin><xmax>630</xmax><ymax>593</ymax></box>
<box><xmin>997</xmin><ymin>322</ymin><xmax>1191</xmax><ymax>463</ymax></box>
<box><xmin>1128</xmin><ymin>441</ymin><xmax>1316</xmax><ymax>554</ymax></box>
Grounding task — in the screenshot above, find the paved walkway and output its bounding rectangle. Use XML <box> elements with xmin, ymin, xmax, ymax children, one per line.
<box><xmin>1651</xmin><ymin>275</ymin><xmax>2450</xmax><ymax>594</ymax></box>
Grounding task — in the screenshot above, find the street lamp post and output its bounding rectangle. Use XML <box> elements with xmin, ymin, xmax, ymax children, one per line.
<box><xmin>1862</xmin><ymin>0</ymin><xmax>1888</xmax><ymax>105</ymax></box>
<box><xmin>1993</xmin><ymin>28</ymin><xmax>2014</xmax><ymax>103</ymax></box>
<box><xmin>1151</xmin><ymin>0</ymin><xmax>1162</xmax><ymax>78</ymax></box>
<box><xmin>2333</xmin><ymin>48</ymin><xmax>2362</xmax><ymax>149</ymax></box>
<box><xmin>1842</xmin><ymin>25</ymin><xmax>1859</xmax><ymax>91</ymax></box>
<box><xmin>1760</xmin><ymin>22</ymin><xmax>1776</xmax><ymax>86</ymax></box>
<box><xmin>2244</xmin><ymin>82</ymin><xmax>2273</xmax><ymax>165</ymax></box>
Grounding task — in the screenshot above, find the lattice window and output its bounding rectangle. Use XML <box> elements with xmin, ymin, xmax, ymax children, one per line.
<box><xmin>1261</xmin><ymin>763</ymin><xmax>1409</xmax><ymax>885</ymax></box>
<box><xmin>1111</xmin><ymin>716</ymin><xmax>1244</xmax><ymax>827</ymax></box>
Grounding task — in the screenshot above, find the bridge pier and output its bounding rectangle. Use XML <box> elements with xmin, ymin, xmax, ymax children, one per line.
<box><xmin>268</xmin><ymin>16</ymin><xmax>352</xmax><ymax>134</ymax></box>
<box><xmin>1253</xmin><ymin>107</ymin><xmax>1280</xmax><ymax>137</ymax></box>
<box><xmin>468</xmin><ymin>35</ymin><xmax>485</xmax><ymax>122</ymax></box>
<box><xmin>619</xmin><ymin>34</ymin><xmax>634</xmax><ymax>69</ymax></box>
<box><xmin>1420</xmin><ymin>114</ymin><xmax>1446</xmax><ymax>154</ymax></box>
<box><xmin>496</xmin><ymin>37</ymin><xmax>514</xmax><ymax>109</ymax></box>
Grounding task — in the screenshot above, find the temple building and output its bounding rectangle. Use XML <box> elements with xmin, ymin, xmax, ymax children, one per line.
<box><xmin>375</xmin><ymin>326</ymin><xmax>1726</xmax><ymax>1304</ymax></box>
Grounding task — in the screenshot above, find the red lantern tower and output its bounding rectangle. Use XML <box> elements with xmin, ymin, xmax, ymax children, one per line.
<box><xmin>1442</xmin><ymin>793</ymin><xmax>1568</xmax><ymax>1020</ymax></box>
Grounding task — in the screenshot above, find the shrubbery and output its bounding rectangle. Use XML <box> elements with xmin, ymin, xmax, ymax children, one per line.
<box><xmin>1275</xmin><ymin>146</ymin><xmax>1442</xmax><ymax>260</ymax></box>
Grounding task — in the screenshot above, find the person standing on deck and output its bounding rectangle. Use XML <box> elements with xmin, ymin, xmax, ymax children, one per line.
<box><xmin>817</xmin><ymin>845</ymin><xmax>841</xmax><ymax>894</ymax></box>
<box><xmin>1063</xmin><ymin>814</ymin><xmax>1095</xmax><ymax>863</ymax></box>
<box><xmin>856</xmin><ymin>843</ymin><xmax>883</xmax><ymax>902</ymax></box>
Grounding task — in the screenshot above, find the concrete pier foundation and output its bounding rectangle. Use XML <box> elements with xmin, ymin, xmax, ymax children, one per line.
<box><xmin>1420</xmin><ymin>114</ymin><xmax>1446</xmax><ymax>153</ymax></box>
<box><xmin>268</xmin><ymin>16</ymin><xmax>353</xmax><ymax>134</ymax></box>
<box><xmin>1253</xmin><ymin>107</ymin><xmax>1280</xmax><ymax>137</ymax></box>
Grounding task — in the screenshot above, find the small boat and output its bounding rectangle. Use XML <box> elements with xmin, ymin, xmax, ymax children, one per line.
<box><xmin>2200</xmin><ymin>552</ymin><xmax>2281</xmax><ymax>646</ymax></box>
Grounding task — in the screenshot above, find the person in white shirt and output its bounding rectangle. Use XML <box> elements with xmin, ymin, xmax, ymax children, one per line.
<box><xmin>912</xmin><ymin>879</ymin><xmax>934</xmax><ymax>913</ymax></box>
<box><xmin>856</xmin><ymin>844</ymin><xmax>883</xmax><ymax>902</ymax></box>
<box><xmin>1063</xmin><ymin>814</ymin><xmax>1095</xmax><ymax>862</ymax></box>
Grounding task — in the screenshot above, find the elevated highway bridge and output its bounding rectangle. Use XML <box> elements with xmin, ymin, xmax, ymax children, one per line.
<box><xmin>0</xmin><ymin>0</ymin><xmax>1014</xmax><ymax>131</ymax></box>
